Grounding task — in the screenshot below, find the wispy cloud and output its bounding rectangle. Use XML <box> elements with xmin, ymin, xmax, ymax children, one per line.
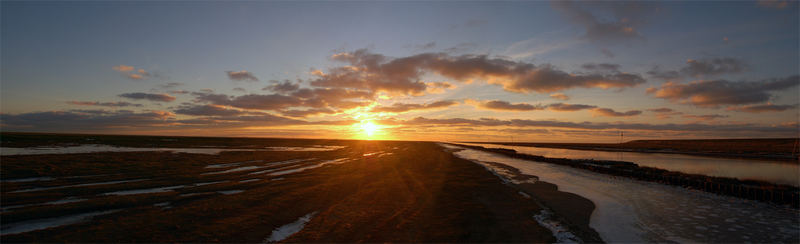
<box><xmin>466</xmin><ymin>99</ymin><xmax>544</xmax><ymax>111</ymax></box>
<box><xmin>646</xmin><ymin>75</ymin><xmax>799</xmax><ymax>107</ymax></box>
<box><xmin>119</xmin><ymin>92</ymin><xmax>176</xmax><ymax>102</ymax></box>
<box><xmin>591</xmin><ymin>108</ymin><xmax>642</xmax><ymax>117</ymax></box>
<box><xmin>371</xmin><ymin>100</ymin><xmax>458</xmax><ymax>113</ymax></box>
<box><xmin>226</xmin><ymin>70</ymin><xmax>259</xmax><ymax>82</ymax></box>
<box><xmin>113</xmin><ymin>65</ymin><xmax>151</xmax><ymax>80</ymax></box>
<box><xmin>66</xmin><ymin>101</ymin><xmax>143</xmax><ymax>107</ymax></box>
<box><xmin>549</xmin><ymin>93</ymin><xmax>570</xmax><ymax>101</ymax></box>
<box><xmin>726</xmin><ymin>103</ymin><xmax>798</xmax><ymax>113</ymax></box>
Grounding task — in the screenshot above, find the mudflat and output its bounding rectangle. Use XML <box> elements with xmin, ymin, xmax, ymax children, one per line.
<box><xmin>1</xmin><ymin>137</ymin><xmax>598</xmax><ymax>242</ymax></box>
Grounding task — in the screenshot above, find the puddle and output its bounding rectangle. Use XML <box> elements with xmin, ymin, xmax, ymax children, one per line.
<box><xmin>217</xmin><ymin>190</ymin><xmax>244</xmax><ymax>195</ymax></box>
<box><xmin>193</xmin><ymin>181</ymin><xmax>229</xmax><ymax>186</ymax></box>
<box><xmin>1</xmin><ymin>177</ymin><xmax>55</xmax><ymax>183</ymax></box>
<box><xmin>10</xmin><ymin>179</ymin><xmax>148</xmax><ymax>193</ymax></box>
<box><xmin>264</xmin><ymin>211</ymin><xmax>317</xmax><ymax>242</ymax></box>
<box><xmin>102</xmin><ymin>185</ymin><xmax>184</xmax><ymax>196</ymax></box>
<box><xmin>267</xmin><ymin>158</ymin><xmax>350</xmax><ymax>176</ymax></box>
<box><xmin>1</xmin><ymin>145</ymin><xmax>346</xmax><ymax>156</ymax></box>
<box><xmin>0</xmin><ymin>209</ymin><xmax>120</xmax><ymax>235</ymax></box>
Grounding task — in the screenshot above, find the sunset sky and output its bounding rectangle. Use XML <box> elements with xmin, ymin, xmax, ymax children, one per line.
<box><xmin>1</xmin><ymin>1</ymin><xmax>798</xmax><ymax>142</ymax></box>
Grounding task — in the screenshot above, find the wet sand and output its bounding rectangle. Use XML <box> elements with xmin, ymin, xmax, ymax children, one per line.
<box><xmin>1</xmin><ymin>139</ymin><xmax>600</xmax><ymax>242</ymax></box>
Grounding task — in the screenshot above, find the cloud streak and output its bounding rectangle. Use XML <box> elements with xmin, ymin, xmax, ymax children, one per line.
<box><xmin>119</xmin><ymin>93</ymin><xmax>176</xmax><ymax>102</ymax></box>
<box><xmin>226</xmin><ymin>70</ymin><xmax>259</xmax><ymax>82</ymax></box>
<box><xmin>66</xmin><ymin>101</ymin><xmax>143</xmax><ymax>107</ymax></box>
<box><xmin>647</xmin><ymin>75</ymin><xmax>799</xmax><ymax>107</ymax></box>
<box><xmin>371</xmin><ymin>100</ymin><xmax>458</xmax><ymax>113</ymax></box>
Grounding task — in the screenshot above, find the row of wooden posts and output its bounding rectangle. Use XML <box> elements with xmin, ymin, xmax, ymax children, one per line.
<box><xmin>465</xmin><ymin>145</ymin><xmax>800</xmax><ymax>208</ymax></box>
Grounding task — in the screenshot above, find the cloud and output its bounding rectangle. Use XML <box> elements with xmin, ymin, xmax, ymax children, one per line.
<box><xmin>158</xmin><ymin>82</ymin><xmax>184</xmax><ymax>89</ymax></box>
<box><xmin>194</xmin><ymin>93</ymin><xmax>302</xmax><ymax>110</ymax></box>
<box><xmin>581</xmin><ymin>63</ymin><xmax>621</xmax><ymax>72</ymax></box>
<box><xmin>0</xmin><ymin>110</ymin><xmax>175</xmax><ymax>131</ymax></box>
<box><xmin>546</xmin><ymin>103</ymin><xmax>597</xmax><ymax>111</ymax></box>
<box><xmin>112</xmin><ymin>65</ymin><xmax>135</xmax><ymax>72</ymax></box>
<box><xmin>119</xmin><ymin>92</ymin><xmax>176</xmax><ymax>102</ymax></box>
<box><xmin>425</xmin><ymin>82</ymin><xmax>457</xmax><ymax>94</ymax></box>
<box><xmin>680</xmin><ymin>58</ymin><xmax>747</xmax><ymax>77</ymax></box>
<box><xmin>371</xmin><ymin>100</ymin><xmax>458</xmax><ymax>113</ymax></box>
<box><xmin>646</xmin><ymin>75</ymin><xmax>799</xmax><ymax>107</ymax></box>
<box><xmin>264</xmin><ymin>80</ymin><xmax>300</xmax><ymax>93</ymax></box>
<box><xmin>646</xmin><ymin>66</ymin><xmax>681</xmax><ymax>80</ymax></box>
<box><xmin>549</xmin><ymin>93</ymin><xmax>570</xmax><ymax>101</ymax></box>
<box><xmin>113</xmin><ymin>65</ymin><xmax>150</xmax><ymax>80</ymax></box>
<box><xmin>758</xmin><ymin>0</ymin><xmax>792</xmax><ymax>9</ymax></box>
<box><xmin>648</xmin><ymin>57</ymin><xmax>747</xmax><ymax>80</ymax></box>
<box><xmin>383</xmin><ymin>116</ymin><xmax>794</xmax><ymax>134</ymax></box>
<box><xmin>726</xmin><ymin>103</ymin><xmax>798</xmax><ymax>113</ymax></box>
<box><xmin>408</xmin><ymin>42</ymin><xmax>436</xmax><ymax>50</ymax></box>
<box><xmin>466</xmin><ymin>99</ymin><xmax>544</xmax><ymax>111</ymax></box>
<box><xmin>168</xmin><ymin>90</ymin><xmax>190</xmax><ymax>95</ymax></box>
<box><xmin>66</xmin><ymin>101</ymin><xmax>143</xmax><ymax>107</ymax></box>
<box><xmin>174</xmin><ymin>104</ymin><xmax>245</xmax><ymax>116</ymax></box>
<box><xmin>191</xmin><ymin>87</ymin><xmax>373</xmax><ymax>112</ymax></box>
<box><xmin>682</xmin><ymin>114</ymin><xmax>728</xmax><ymax>121</ymax></box>
<box><xmin>591</xmin><ymin>108</ymin><xmax>642</xmax><ymax>117</ymax></box>
<box><xmin>466</xmin><ymin>100</ymin><xmax>606</xmax><ymax>113</ymax></box>
<box><xmin>313</xmin><ymin>49</ymin><xmax>645</xmax><ymax>96</ymax></box>
<box><xmin>601</xmin><ymin>48</ymin><xmax>615</xmax><ymax>58</ymax></box>
<box><xmin>226</xmin><ymin>70</ymin><xmax>259</xmax><ymax>82</ymax></box>
<box><xmin>280</xmin><ymin>108</ymin><xmax>338</xmax><ymax>118</ymax></box>
<box><xmin>233</xmin><ymin>87</ymin><xmax>246</xmax><ymax>92</ymax></box>
<box><xmin>551</xmin><ymin>0</ymin><xmax>658</xmax><ymax>43</ymax></box>
<box><xmin>647</xmin><ymin>107</ymin><xmax>683</xmax><ymax>119</ymax></box>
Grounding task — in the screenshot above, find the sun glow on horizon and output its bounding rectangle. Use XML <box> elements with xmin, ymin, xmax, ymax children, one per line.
<box><xmin>358</xmin><ymin>120</ymin><xmax>380</xmax><ymax>138</ymax></box>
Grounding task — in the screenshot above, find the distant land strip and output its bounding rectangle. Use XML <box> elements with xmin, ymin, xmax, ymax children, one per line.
<box><xmin>451</xmin><ymin>144</ymin><xmax>800</xmax><ymax>208</ymax></box>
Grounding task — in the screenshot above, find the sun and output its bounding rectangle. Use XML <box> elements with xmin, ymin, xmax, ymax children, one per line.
<box><xmin>360</xmin><ymin>120</ymin><xmax>379</xmax><ymax>137</ymax></box>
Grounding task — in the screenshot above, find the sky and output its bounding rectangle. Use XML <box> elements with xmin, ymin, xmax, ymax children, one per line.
<box><xmin>1</xmin><ymin>0</ymin><xmax>798</xmax><ymax>142</ymax></box>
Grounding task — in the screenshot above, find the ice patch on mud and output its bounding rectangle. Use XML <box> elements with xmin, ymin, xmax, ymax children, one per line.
<box><xmin>264</xmin><ymin>211</ymin><xmax>317</xmax><ymax>243</ymax></box>
<box><xmin>263</xmin><ymin>145</ymin><xmax>346</xmax><ymax>151</ymax></box>
<box><xmin>193</xmin><ymin>181</ymin><xmax>229</xmax><ymax>186</ymax></box>
<box><xmin>0</xmin><ymin>209</ymin><xmax>119</xmax><ymax>235</ymax></box>
<box><xmin>1</xmin><ymin>177</ymin><xmax>55</xmax><ymax>183</ymax></box>
<box><xmin>1</xmin><ymin>197</ymin><xmax>88</xmax><ymax>212</ymax></box>
<box><xmin>205</xmin><ymin>160</ymin><xmax>264</xmax><ymax>169</ymax></box>
<box><xmin>205</xmin><ymin>163</ymin><xmax>243</xmax><ymax>169</ymax></box>
<box><xmin>267</xmin><ymin>158</ymin><xmax>350</xmax><ymax>176</ymax></box>
<box><xmin>10</xmin><ymin>179</ymin><xmax>148</xmax><ymax>193</ymax></box>
<box><xmin>0</xmin><ymin>145</ymin><xmax>277</xmax><ymax>155</ymax></box>
<box><xmin>218</xmin><ymin>190</ymin><xmax>244</xmax><ymax>195</ymax></box>
<box><xmin>153</xmin><ymin>202</ymin><xmax>172</xmax><ymax>209</ymax></box>
<box><xmin>102</xmin><ymin>185</ymin><xmax>184</xmax><ymax>196</ymax></box>
<box><xmin>202</xmin><ymin>166</ymin><xmax>266</xmax><ymax>175</ymax></box>
<box><xmin>534</xmin><ymin>210</ymin><xmax>582</xmax><ymax>243</ymax></box>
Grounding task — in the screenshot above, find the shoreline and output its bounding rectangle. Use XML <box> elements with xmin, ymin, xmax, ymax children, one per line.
<box><xmin>451</xmin><ymin>143</ymin><xmax>800</xmax><ymax>208</ymax></box>
<box><xmin>469</xmin><ymin>138</ymin><xmax>800</xmax><ymax>162</ymax></box>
